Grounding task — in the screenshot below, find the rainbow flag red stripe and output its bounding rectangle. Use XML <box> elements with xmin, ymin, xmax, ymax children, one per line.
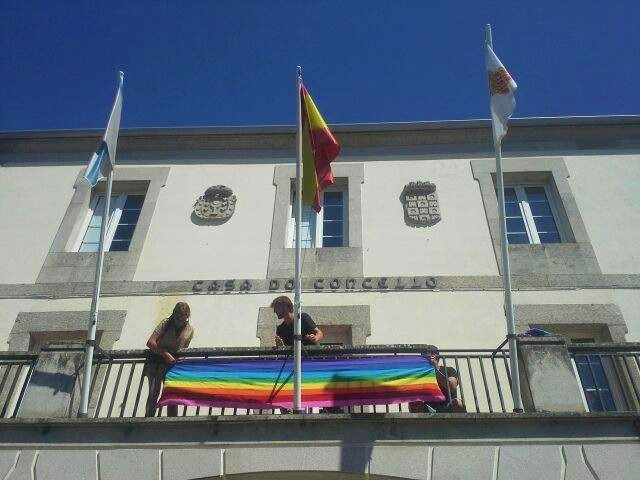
<box><xmin>157</xmin><ymin>355</ymin><xmax>444</xmax><ymax>409</ymax></box>
<box><xmin>300</xmin><ymin>83</ymin><xmax>340</xmax><ymax>213</ymax></box>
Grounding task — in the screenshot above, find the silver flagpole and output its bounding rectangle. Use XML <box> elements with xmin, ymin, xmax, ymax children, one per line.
<box><xmin>293</xmin><ymin>66</ymin><xmax>303</xmax><ymax>413</ymax></box>
<box><xmin>78</xmin><ymin>71</ymin><xmax>124</xmax><ymax>417</ymax></box>
<box><xmin>485</xmin><ymin>25</ymin><xmax>524</xmax><ymax>413</ymax></box>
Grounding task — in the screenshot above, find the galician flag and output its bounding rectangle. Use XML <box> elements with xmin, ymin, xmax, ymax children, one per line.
<box><xmin>84</xmin><ymin>72</ymin><xmax>124</xmax><ymax>187</ymax></box>
<box><xmin>300</xmin><ymin>83</ymin><xmax>340</xmax><ymax>212</ymax></box>
<box><xmin>485</xmin><ymin>44</ymin><xmax>517</xmax><ymax>144</ymax></box>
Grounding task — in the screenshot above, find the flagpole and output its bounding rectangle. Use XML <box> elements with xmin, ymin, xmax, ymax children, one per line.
<box><xmin>485</xmin><ymin>25</ymin><xmax>524</xmax><ymax>413</ymax></box>
<box><xmin>293</xmin><ymin>65</ymin><xmax>303</xmax><ymax>413</ymax></box>
<box><xmin>78</xmin><ymin>71</ymin><xmax>124</xmax><ymax>418</ymax></box>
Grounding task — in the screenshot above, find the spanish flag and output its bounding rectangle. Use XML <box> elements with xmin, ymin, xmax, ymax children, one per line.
<box><xmin>300</xmin><ymin>83</ymin><xmax>340</xmax><ymax>212</ymax></box>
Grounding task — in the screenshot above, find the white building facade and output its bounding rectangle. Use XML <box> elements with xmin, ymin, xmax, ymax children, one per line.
<box><xmin>0</xmin><ymin>116</ymin><xmax>639</xmax><ymax>480</ymax></box>
<box><xmin>1</xmin><ymin>116</ymin><xmax>638</xmax><ymax>351</ymax></box>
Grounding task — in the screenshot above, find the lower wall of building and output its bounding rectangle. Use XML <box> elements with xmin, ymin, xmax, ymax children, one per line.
<box><xmin>0</xmin><ymin>414</ymin><xmax>638</xmax><ymax>480</ymax></box>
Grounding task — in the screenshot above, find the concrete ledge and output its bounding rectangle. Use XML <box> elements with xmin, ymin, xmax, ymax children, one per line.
<box><xmin>0</xmin><ymin>274</ymin><xmax>639</xmax><ymax>299</ymax></box>
<box><xmin>1</xmin><ymin>412</ymin><xmax>638</xmax><ymax>446</ymax></box>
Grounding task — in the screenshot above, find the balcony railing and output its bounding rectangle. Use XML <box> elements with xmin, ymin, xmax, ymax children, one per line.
<box><xmin>0</xmin><ymin>352</ymin><xmax>37</xmax><ymax>419</ymax></box>
<box><xmin>569</xmin><ymin>343</ymin><xmax>640</xmax><ymax>412</ymax></box>
<box><xmin>0</xmin><ymin>345</ymin><xmax>516</xmax><ymax>418</ymax></box>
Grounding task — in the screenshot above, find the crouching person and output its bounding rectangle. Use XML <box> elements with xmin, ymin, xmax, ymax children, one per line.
<box><xmin>409</xmin><ymin>350</ymin><xmax>465</xmax><ymax>413</ymax></box>
<box><xmin>143</xmin><ymin>302</ymin><xmax>194</xmax><ymax>417</ymax></box>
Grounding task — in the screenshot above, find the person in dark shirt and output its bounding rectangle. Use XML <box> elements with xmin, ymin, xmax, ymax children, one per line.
<box><xmin>409</xmin><ymin>350</ymin><xmax>466</xmax><ymax>413</ymax></box>
<box><xmin>271</xmin><ymin>296</ymin><xmax>324</xmax><ymax>347</ymax></box>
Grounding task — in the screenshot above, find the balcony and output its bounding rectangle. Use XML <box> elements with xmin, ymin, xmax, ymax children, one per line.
<box><xmin>0</xmin><ymin>340</ymin><xmax>639</xmax><ymax>479</ymax></box>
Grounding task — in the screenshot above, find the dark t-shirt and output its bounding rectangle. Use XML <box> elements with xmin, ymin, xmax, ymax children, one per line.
<box><xmin>276</xmin><ymin>313</ymin><xmax>318</xmax><ymax>346</ymax></box>
<box><xmin>433</xmin><ymin>365</ymin><xmax>459</xmax><ymax>404</ymax></box>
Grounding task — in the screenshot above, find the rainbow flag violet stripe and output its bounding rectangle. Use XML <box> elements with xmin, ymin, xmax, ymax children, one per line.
<box><xmin>157</xmin><ymin>355</ymin><xmax>444</xmax><ymax>409</ymax></box>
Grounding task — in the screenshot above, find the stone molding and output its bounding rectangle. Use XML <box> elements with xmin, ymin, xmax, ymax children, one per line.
<box><xmin>2</xmin><ymin>116</ymin><xmax>638</xmax><ymax>154</ymax></box>
<box><xmin>256</xmin><ymin>305</ymin><xmax>371</xmax><ymax>346</ymax></box>
<box><xmin>514</xmin><ymin>303</ymin><xmax>628</xmax><ymax>342</ymax></box>
<box><xmin>37</xmin><ymin>167</ymin><xmax>170</xmax><ymax>283</ymax></box>
<box><xmin>471</xmin><ymin>156</ymin><xmax>601</xmax><ymax>276</ymax></box>
<box><xmin>8</xmin><ymin>310</ymin><xmax>126</xmax><ymax>351</ymax></box>
<box><xmin>0</xmin><ymin>274</ymin><xmax>639</xmax><ymax>299</ymax></box>
<box><xmin>267</xmin><ymin>163</ymin><xmax>365</xmax><ymax>278</ymax></box>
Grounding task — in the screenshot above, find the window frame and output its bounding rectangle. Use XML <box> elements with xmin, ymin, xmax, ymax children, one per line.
<box><xmin>504</xmin><ymin>183</ymin><xmax>566</xmax><ymax>244</ymax></box>
<box><xmin>287</xmin><ymin>185</ymin><xmax>349</xmax><ymax>248</ymax></box>
<box><xmin>73</xmin><ymin>193</ymin><xmax>143</xmax><ymax>253</ymax></box>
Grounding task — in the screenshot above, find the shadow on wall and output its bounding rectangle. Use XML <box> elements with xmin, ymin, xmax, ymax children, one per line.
<box><xmin>204</xmin><ymin>472</ymin><xmax>400</xmax><ymax>480</ymax></box>
<box><xmin>190</xmin><ymin>211</ymin><xmax>233</xmax><ymax>226</ymax></box>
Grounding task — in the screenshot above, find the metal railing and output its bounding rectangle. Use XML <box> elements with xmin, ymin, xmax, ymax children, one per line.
<box><xmin>0</xmin><ymin>346</ymin><xmax>516</xmax><ymax>418</ymax></box>
<box><xmin>84</xmin><ymin>346</ymin><xmax>516</xmax><ymax>418</ymax></box>
<box><xmin>569</xmin><ymin>343</ymin><xmax>640</xmax><ymax>412</ymax></box>
<box><xmin>0</xmin><ymin>352</ymin><xmax>37</xmax><ymax>418</ymax></box>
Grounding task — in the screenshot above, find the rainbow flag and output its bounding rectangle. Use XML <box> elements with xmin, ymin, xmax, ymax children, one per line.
<box><xmin>300</xmin><ymin>83</ymin><xmax>340</xmax><ymax>213</ymax></box>
<box><xmin>157</xmin><ymin>355</ymin><xmax>444</xmax><ymax>409</ymax></box>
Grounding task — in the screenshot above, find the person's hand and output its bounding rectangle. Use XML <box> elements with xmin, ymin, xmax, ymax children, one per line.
<box><xmin>304</xmin><ymin>334</ymin><xmax>317</xmax><ymax>343</ymax></box>
<box><xmin>275</xmin><ymin>335</ymin><xmax>284</xmax><ymax>347</ymax></box>
<box><xmin>163</xmin><ymin>352</ymin><xmax>176</xmax><ymax>365</ymax></box>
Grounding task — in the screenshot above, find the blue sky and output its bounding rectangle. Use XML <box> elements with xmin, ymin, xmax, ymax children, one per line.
<box><xmin>1</xmin><ymin>1</ymin><xmax>638</xmax><ymax>131</ymax></box>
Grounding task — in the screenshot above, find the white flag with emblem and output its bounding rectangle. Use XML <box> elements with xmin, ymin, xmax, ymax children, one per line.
<box><xmin>485</xmin><ymin>44</ymin><xmax>517</xmax><ymax>144</ymax></box>
<box><xmin>83</xmin><ymin>72</ymin><xmax>124</xmax><ymax>187</ymax></box>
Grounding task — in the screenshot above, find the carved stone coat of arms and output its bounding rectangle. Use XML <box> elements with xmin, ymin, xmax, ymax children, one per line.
<box><xmin>193</xmin><ymin>185</ymin><xmax>237</xmax><ymax>221</ymax></box>
<box><xmin>401</xmin><ymin>181</ymin><xmax>441</xmax><ymax>227</ymax></box>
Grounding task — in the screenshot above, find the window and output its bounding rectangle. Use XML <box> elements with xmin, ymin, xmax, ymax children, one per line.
<box><xmin>574</xmin><ymin>353</ymin><xmax>616</xmax><ymax>412</ymax></box>
<box><xmin>503</xmin><ymin>185</ymin><xmax>562</xmax><ymax>244</ymax></box>
<box><xmin>75</xmin><ymin>194</ymin><xmax>144</xmax><ymax>252</ymax></box>
<box><xmin>288</xmin><ymin>188</ymin><xmax>347</xmax><ymax>248</ymax></box>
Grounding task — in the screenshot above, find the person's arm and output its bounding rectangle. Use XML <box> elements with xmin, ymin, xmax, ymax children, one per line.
<box><xmin>301</xmin><ymin>313</ymin><xmax>323</xmax><ymax>344</ymax></box>
<box><xmin>146</xmin><ymin>330</ymin><xmax>176</xmax><ymax>365</ymax></box>
<box><xmin>306</xmin><ymin>327</ymin><xmax>324</xmax><ymax>343</ymax></box>
<box><xmin>176</xmin><ymin>324</ymin><xmax>193</xmax><ymax>350</ymax></box>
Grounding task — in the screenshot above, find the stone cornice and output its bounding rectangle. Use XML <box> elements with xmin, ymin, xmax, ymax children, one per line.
<box><xmin>1</xmin><ymin>116</ymin><xmax>639</xmax><ymax>154</ymax></box>
<box><xmin>0</xmin><ymin>274</ymin><xmax>638</xmax><ymax>299</ymax></box>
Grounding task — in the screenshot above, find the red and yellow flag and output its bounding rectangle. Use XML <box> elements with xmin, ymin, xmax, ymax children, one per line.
<box><xmin>300</xmin><ymin>83</ymin><xmax>340</xmax><ymax>212</ymax></box>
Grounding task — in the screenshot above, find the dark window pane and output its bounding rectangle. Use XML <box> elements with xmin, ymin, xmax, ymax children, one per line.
<box><xmin>539</xmin><ymin>232</ymin><xmax>561</xmax><ymax>243</ymax></box>
<box><xmin>529</xmin><ymin>201</ymin><xmax>552</xmax><ymax>216</ymax></box>
<box><xmin>505</xmin><ymin>203</ymin><xmax>522</xmax><ymax>217</ymax></box>
<box><xmin>324</xmin><ymin>192</ymin><xmax>343</xmax><ymax>207</ymax></box>
<box><xmin>113</xmin><ymin>224</ymin><xmax>136</xmax><ymax>240</ymax></box>
<box><xmin>584</xmin><ymin>390</ymin><xmax>603</xmax><ymax>412</ymax></box>
<box><xmin>602</xmin><ymin>391</ymin><xmax>616</xmax><ymax>411</ymax></box>
<box><xmin>533</xmin><ymin>216</ymin><xmax>559</xmax><ymax>233</ymax></box>
<box><xmin>503</xmin><ymin>188</ymin><xmax>517</xmax><ymax>202</ymax></box>
<box><xmin>124</xmin><ymin>195</ymin><xmax>145</xmax><ymax>210</ymax></box>
<box><xmin>507</xmin><ymin>233</ymin><xmax>529</xmax><ymax>244</ymax></box>
<box><xmin>524</xmin><ymin>187</ymin><xmax>547</xmax><ymax>202</ymax></box>
<box><xmin>590</xmin><ymin>360</ymin><xmax>609</xmax><ymax>388</ymax></box>
<box><xmin>109</xmin><ymin>240</ymin><xmax>131</xmax><ymax>251</ymax></box>
<box><xmin>576</xmin><ymin>361</ymin><xmax>595</xmax><ymax>389</ymax></box>
<box><xmin>119</xmin><ymin>209</ymin><xmax>141</xmax><ymax>224</ymax></box>
<box><xmin>506</xmin><ymin>217</ymin><xmax>527</xmax><ymax>233</ymax></box>
<box><xmin>323</xmin><ymin>206</ymin><xmax>343</xmax><ymax>221</ymax></box>
<box><xmin>323</xmin><ymin>221</ymin><xmax>343</xmax><ymax>236</ymax></box>
<box><xmin>322</xmin><ymin>236</ymin><xmax>343</xmax><ymax>247</ymax></box>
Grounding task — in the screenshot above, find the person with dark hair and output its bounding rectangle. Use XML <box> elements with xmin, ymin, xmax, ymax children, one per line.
<box><xmin>409</xmin><ymin>350</ymin><xmax>466</xmax><ymax>413</ymax></box>
<box><xmin>271</xmin><ymin>296</ymin><xmax>324</xmax><ymax>347</ymax></box>
<box><xmin>143</xmin><ymin>302</ymin><xmax>194</xmax><ymax>417</ymax></box>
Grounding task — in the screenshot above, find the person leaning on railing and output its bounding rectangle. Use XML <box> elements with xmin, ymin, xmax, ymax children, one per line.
<box><xmin>143</xmin><ymin>302</ymin><xmax>194</xmax><ymax>417</ymax></box>
<box><xmin>409</xmin><ymin>350</ymin><xmax>466</xmax><ymax>413</ymax></box>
